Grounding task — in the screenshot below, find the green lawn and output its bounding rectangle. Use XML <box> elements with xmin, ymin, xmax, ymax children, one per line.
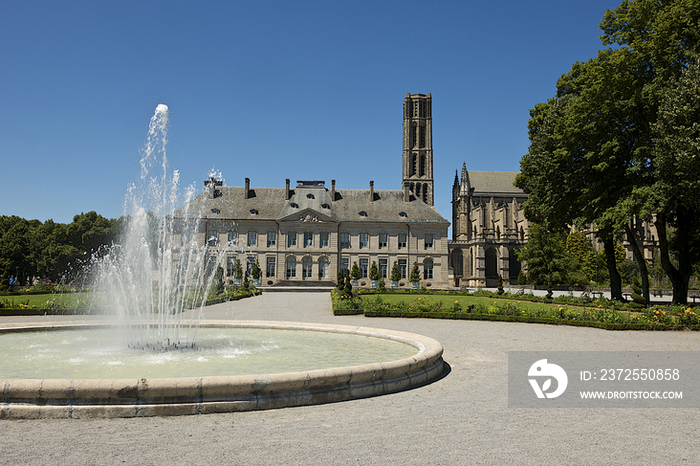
<box><xmin>0</xmin><ymin>292</ymin><xmax>92</xmax><ymax>311</ymax></box>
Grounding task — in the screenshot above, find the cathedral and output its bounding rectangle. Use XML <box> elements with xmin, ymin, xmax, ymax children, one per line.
<box><xmin>449</xmin><ymin>165</ymin><xmax>529</xmax><ymax>287</ymax></box>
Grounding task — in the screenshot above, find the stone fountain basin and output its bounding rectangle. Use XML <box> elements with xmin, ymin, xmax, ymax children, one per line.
<box><xmin>0</xmin><ymin>320</ymin><xmax>445</xmax><ymax>419</ymax></box>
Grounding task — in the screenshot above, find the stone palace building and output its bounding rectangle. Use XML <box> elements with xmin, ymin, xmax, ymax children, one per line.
<box><xmin>174</xmin><ymin>94</ymin><xmax>452</xmax><ymax>288</ymax></box>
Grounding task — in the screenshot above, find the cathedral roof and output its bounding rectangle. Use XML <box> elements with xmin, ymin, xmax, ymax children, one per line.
<box><xmin>466</xmin><ymin>171</ymin><xmax>524</xmax><ymax>196</ymax></box>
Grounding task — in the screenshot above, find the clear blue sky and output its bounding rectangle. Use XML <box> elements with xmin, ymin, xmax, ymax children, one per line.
<box><xmin>1</xmin><ymin>0</ymin><xmax>622</xmax><ymax>225</ymax></box>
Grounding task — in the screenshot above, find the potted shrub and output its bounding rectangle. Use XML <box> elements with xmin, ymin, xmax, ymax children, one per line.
<box><xmin>233</xmin><ymin>258</ymin><xmax>243</xmax><ymax>286</ymax></box>
<box><xmin>409</xmin><ymin>262</ymin><xmax>421</xmax><ymax>290</ymax></box>
<box><xmin>390</xmin><ymin>261</ymin><xmax>400</xmax><ymax>289</ymax></box>
<box><xmin>369</xmin><ymin>261</ymin><xmax>380</xmax><ymax>289</ymax></box>
<box><xmin>350</xmin><ymin>262</ymin><xmax>360</xmax><ymax>287</ymax></box>
<box><xmin>251</xmin><ymin>259</ymin><xmax>262</xmax><ymax>287</ymax></box>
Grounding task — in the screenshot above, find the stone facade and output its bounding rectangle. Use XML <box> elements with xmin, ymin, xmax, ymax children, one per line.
<box><xmin>449</xmin><ymin>164</ymin><xmax>530</xmax><ymax>287</ymax></box>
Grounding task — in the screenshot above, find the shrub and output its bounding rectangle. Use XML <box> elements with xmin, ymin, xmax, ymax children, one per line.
<box><xmin>369</xmin><ymin>261</ymin><xmax>380</xmax><ymax>281</ymax></box>
<box><xmin>391</xmin><ymin>261</ymin><xmax>401</xmax><ymax>282</ymax></box>
<box><xmin>351</xmin><ymin>262</ymin><xmax>360</xmax><ymax>280</ymax></box>
<box><xmin>409</xmin><ymin>263</ymin><xmax>421</xmax><ymax>283</ymax></box>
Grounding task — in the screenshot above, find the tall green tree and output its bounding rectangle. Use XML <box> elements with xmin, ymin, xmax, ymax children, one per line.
<box><xmin>651</xmin><ymin>59</ymin><xmax>700</xmax><ymax>302</ymax></box>
<box><xmin>517</xmin><ymin>223</ymin><xmax>585</xmax><ymax>289</ymax></box>
<box><xmin>517</xmin><ymin>0</ymin><xmax>700</xmax><ymax>303</ymax></box>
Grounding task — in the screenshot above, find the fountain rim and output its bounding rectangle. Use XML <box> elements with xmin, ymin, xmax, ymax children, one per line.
<box><xmin>0</xmin><ymin>320</ymin><xmax>445</xmax><ymax>419</ymax></box>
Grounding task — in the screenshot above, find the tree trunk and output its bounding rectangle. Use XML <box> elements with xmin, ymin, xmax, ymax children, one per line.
<box><xmin>655</xmin><ymin>211</ymin><xmax>692</xmax><ymax>304</ymax></box>
<box><xmin>624</xmin><ymin>223</ymin><xmax>650</xmax><ymax>304</ymax></box>
<box><xmin>603</xmin><ymin>235</ymin><xmax>623</xmax><ymax>301</ymax></box>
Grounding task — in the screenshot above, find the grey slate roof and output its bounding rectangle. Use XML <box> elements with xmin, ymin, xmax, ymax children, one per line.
<box><xmin>468</xmin><ymin>171</ymin><xmax>524</xmax><ymax>195</ymax></box>
<box><xmin>174</xmin><ymin>183</ymin><xmax>449</xmax><ymax>226</ymax></box>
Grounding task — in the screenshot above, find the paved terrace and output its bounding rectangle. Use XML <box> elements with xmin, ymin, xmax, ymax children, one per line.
<box><xmin>2</xmin><ymin>292</ymin><xmax>699</xmax><ymax>465</ymax></box>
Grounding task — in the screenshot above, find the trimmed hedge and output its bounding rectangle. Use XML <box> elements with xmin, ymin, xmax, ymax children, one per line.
<box><xmin>362</xmin><ymin>309</ymin><xmax>700</xmax><ymax>331</ymax></box>
<box><xmin>332</xmin><ymin>290</ymin><xmax>700</xmax><ymax>331</ymax></box>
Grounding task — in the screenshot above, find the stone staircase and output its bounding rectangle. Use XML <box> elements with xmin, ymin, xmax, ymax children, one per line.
<box><xmin>262</xmin><ymin>280</ymin><xmax>337</xmax><ymax>292</ymax></box>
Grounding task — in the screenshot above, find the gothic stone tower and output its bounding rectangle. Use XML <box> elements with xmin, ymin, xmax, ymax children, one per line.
<box><xmin>402</xmin><ymin>93</ymin><xmax>434</xmax><ymax>206</ymax></box>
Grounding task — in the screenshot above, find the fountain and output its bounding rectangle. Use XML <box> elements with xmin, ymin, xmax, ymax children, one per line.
<box><xmin>0</xmin><ymin>105</ymin><xmax>445</xmax><ymax>419</ymax></box>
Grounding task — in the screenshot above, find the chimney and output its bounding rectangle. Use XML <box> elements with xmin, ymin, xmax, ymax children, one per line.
<box><xmin>403</xmin><ymin>182</ymin><xmax>410</xmax><ymax>202</ymax></box>
<box><xmin>370</xmin><ymin>181</ymin><xmax>374</xmax><ymax>202</ymax></box>
<box><xmin>331</xmin><ymin>180</ymin><xmax>336</xmax><ymax>200</ymax></box>
<box><xmin>244</xmin><ymin>178</ymin><xmax>250</xmax><ymax>199</ymax></box>
<box><xmin>285</xmin><ymin>179</ymin><xmax>291</xmax><ymax>200</ymax></box>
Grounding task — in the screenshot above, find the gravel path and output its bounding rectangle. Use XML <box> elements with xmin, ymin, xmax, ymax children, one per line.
<box><xmin>1</xmin><ymin>292</ymin><xmax>698</xmax><ymax>465</ymax></box>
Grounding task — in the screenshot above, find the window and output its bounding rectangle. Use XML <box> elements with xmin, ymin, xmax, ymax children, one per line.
<box><xmin>205</xmin><ymin>255</ymin><xmax>217</xmax><ymax>277</ymax></box>
<box><xmin>320</xmin><ymin>232</ymin><xmax>329</xmax><ymax>248</ymax></box>
<box><xmin>267</xmin><ymin>231</ymin><xmax>276</xmax><ymax>247</ymax></box>
<box><xmin>207</xmin><ymin>230</ymin><xmax>218</xmax><ymax>246</ymax></box>
<box><xmin>318</xmin><ymin>257</ymin><xmax>329</xmax><ymax>280</ymax></box>
<box><xmin>379</xmin><ymin>258</ymin><xmax>388</xmax><ymax>278</ymax></box>
<box><xmin>359</xmin><ymin>233</ymin><xmax>369</xmax><ymax>249</ymax></box>
<box><xmin>420</xmin><ymin>126</ymin><xmax>426</xmax><ymax>148</ymax></box>
<box><xmin>340</xmin><ymin>232</ymin><xmax>350</xmax><ymax>249</ymax></box>
<box><xmin>286</xmin><ymin>257</ymin><xmax>296</xmax><ymax>279</ymax></box>
<box><xmin>228</xmin><ymin>231</ymin><xmax>237</xmax><ymax>244</ymax></box>
<box><xmin>379</xmin><ymin>233</ymin><xmax>387</xmax><ymax>249</ymax></box>
<box><xmin>424</xmin><ymin>234</ymin><xmax>433</xmax><ymax>250</ymax></box>
<box><xmin>424</xmin><ymin>259</ymin><xmax>433</xmax><ymax>280</ymax></box>
<box><xmin>181</xmin><ymin>231</ymin><xmax>189</xmax><ymax>246</ymax></box>
<box><xmin>359</xmin><ymin>258</ymin><xmax>368</xmax><ymax>279</ymax></box>
<box><xmin>302</xmin><ymin>257</ymin><xmax>313</xmax><ymax>280</ymax></box>
<box><xmin>340</xmin><ymin>258</ymin><xmax>349</xmax><ymax>272</ymax></box>
<box><xmin>398</xmin><ymin>259</ymin><xmax>407</xmax><ymax>279</ymax></box>
<box><xmin>287</xmin><ymin>232</ymin><xmax>297</xmax><ymax>248</ymax></box>
<box><xmin>304</xmin><ymin>232</ymin><xmax>313</xmax><ymax>248</ymax></box>
<box><xmin>266</xmin><ymin>257</ymin><xmax>276</xmax><ymax>278</ymax></box>
<box><xmin>226</xmin><ymin>257</ymin><xmax>236</xmax><ymax>276</ymax></box>
<box><xmin>398</xmin><ymin>234</ymin><xmax>407</xmax><ymax>250</ymax></box>
<box><xmin>247</xmin><ymin>231</ymin><xmax>257</xmax><ymax>247</ymax></box>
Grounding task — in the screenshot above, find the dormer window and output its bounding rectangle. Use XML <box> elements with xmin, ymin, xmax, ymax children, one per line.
<box><xmin>399</xmin><ymin>212</ymin><xmax>407</xmax><ymax>218</ymax></box>
<box><xmin>306</xmin><ymin>193</ymin><xmax>315</xmax><ymax>199</ymax></box>
<box><xmin>211</xmin><ymin>208</ymin><xmax>221</xmax><ymax>214</ymax></box>
<box><xmin>359</xmin><ymin>211</ymin><xmax>367</xmax><ymax>217</ymax></box>
<box><xmin>290</xmin><ymin>203</ymin><xmax>299</xmax><ymax>208</ymax></box>
<box><xmin>250</xmin><ymin>209</ymin><xmax>258</xmax><ymax>215</ymax></box>
<box><xmin>321</xmin><ymin>203</ymin><xmax>330</xmax><ymax>209</ymax></box>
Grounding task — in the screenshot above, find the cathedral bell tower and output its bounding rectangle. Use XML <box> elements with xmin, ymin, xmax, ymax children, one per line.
<box><xmin>402</xmin><ymin>93</ymin><xmax>434</xmax><ymax>206</ymax></box>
